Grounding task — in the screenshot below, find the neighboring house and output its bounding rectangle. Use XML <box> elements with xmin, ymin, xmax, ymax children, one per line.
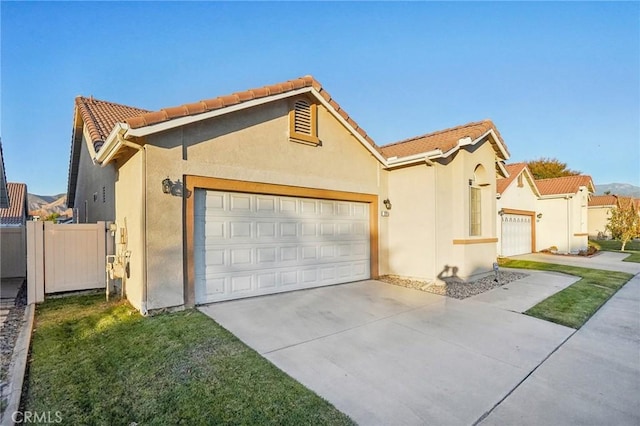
<box><xmin>588</xmin><ymin>194</ymin><xmax>618</xmax><ymax>238</ymax></box>
<box><xmin>496</xmin><ymin>163</ymin><xmax>541</xmax><ymax>256</ymax></box>
<box><xmin>67</xmin><ymin>75</ymin><xmax>510</xmax><ymax>313</ymax></box>
<box><xmin>535</xmin><ymin>175</ymin><xmax>595</xmax><ymax>253</ymax></box>
<box><xmin>1</xmin><ymin>182</ymin><xmax>29</xmax><ymax>278</ymax></box>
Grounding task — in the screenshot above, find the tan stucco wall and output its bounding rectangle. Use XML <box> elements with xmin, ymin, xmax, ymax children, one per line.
<box><xmin>386</xmin><ymin>142</ymin><xmax>499</xmax><ymax>282</ymax></box>
<box><xmin>134</xmin><ymin>97</ymin><xmax>387</xmax><ymax>310</ymax></box>
<box><xmin>74</xmin><ymin>133</ymin><xmax>116</xmax><ymax>223</ymax></box>
<box><xmin>537</xmin><ymin>190</ymin><xmax>588</xmax><ymax>253</ymax></box>
<box><xmin>114</xmin><ymin>151</ymin><xmax>146</xmax><ymax>312</ymax></box>
<box><xmin>588</xmin><ymin>206</ymin><xmax>612</xmax><ymax>237</ymax></box>
<box><xmin>384</xmin><ymin>165</ymin><xmax>436</xmax><ymax>279</ymax></box>
<box><xmin>496</xmin><ymin>174</ymin><xmax>539</xmax><ymax>254</ymax></box>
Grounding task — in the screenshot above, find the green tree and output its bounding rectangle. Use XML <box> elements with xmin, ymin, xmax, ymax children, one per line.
<box><xmin>606</xmin><ymin>198</ymin><xmax>640</xmax><ymax>251</ymax></box>
<box><xmin>43</xmin><ymin>212</ymin><xmax>60</xmax><ymax>222</ymax></box>
<box><xmin>526</xmin><ymin>157</ymin><xmax>581</xmax><ymax>180</ymax></box>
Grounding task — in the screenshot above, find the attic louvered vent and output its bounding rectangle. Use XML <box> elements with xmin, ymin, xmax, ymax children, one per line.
<box><xmin>289</xmin><ymin>98</ymin><xmax>319</xmax><ymax>145</ymax></box>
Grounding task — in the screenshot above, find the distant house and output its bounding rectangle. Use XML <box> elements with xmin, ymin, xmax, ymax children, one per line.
<box><xmin>588</xmin><ymin>194</ymin><xmax>618</xmax><ymax>238</ymax></box>
<box><xmin>589</xmin><ymin>195</ymin><xmax>640</xmax><ymax>240</ymax></box>
<box><xmin>496</xmin><ymin>163</ymin><xmax>540</xmax><ymax>256</ymax></box>
<box><xmin>67</xmin><ymin>75</ymin><xmax>510</xmax><ymax>313</ymax></box>
<box><xmin>536</xmin><ymin>175</ymin><xmax>595</xmax><ymax>253</ymax></box>
<box><xmin>497</xmin><ymin>168</ymin><xmax>595</xmax><ymax>254</ymax></box>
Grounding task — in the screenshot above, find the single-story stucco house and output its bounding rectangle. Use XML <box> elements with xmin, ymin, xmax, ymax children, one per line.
<box><xmin>496</xmin><ymin>162</ymin><xmax>541</xmax><ymax>256</ymax></box>
<box><xmin>497</xmin><ymin>165</ymin><xmax>595</xmax><ymax>255</ymax></box>
<box><xmin>588</xmin><ymin>195</ymin><xmax>640</xmax><ymax>239</ymax></box>
<box><xmin>67</xmin><ymin>75</ymin><xmax>510</xmax><ymax>313</ymax></box>
<box><xmin>535</xmin><ymin>175</ymin><xmax>595</xmax><ymax>253</ymax></box>
<box><xmin>588</xmin><ymin>194</ymin><xmax>618</xmax><ymax>239</ymax></box>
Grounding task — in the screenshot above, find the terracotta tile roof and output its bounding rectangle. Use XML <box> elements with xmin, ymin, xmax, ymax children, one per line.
<box><xmin>496</xmin><ymin>163</ymin><xmax>528</xmax><ymax>194</ymax></box>
<box><xmin>0</xmin><ymin>182</ymin><xmax>27</xmax><ymax>226</ymax></box>
<box><xmin>379</xmin><ymin>119</ymin><xmax>509</xmax><ymax>159</ymax></box>
<box><xmin>616</xmin><ymin>196</ymin><xmax>640</xmax><ymax>211</ymax></box>
<box><xmin>75</xmin><ymin>96</ymin><xmax>150</xmax><ymax>149</ymax></box>
<box><xmin>536</xmin><ymin>175</ymin><xmax>595</xmax><ymax>196</ymax></box>
<box><xmin>121</xmin><ymin>75</ymin><xmax>380</xmax><ymax>152</ymax></box>
<box><xmin>588</xmin><ymin>194</ymin><xmax>618</xmax><ymax>207</ymax></box>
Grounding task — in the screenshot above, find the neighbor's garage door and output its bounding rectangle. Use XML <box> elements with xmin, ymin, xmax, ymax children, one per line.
<box><xmin>501</xmin><ymin>214</ymin><xmax>532</xmax><ymax>256</ymax></box>
<box><xmin>194</xmin><ymin>190</ymin><xmax>370</xmax><ymax>304</ymax></box>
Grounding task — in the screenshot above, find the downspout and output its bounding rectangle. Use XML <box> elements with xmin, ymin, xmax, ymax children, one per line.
<box><xmin>432</xmin><ymin>162</ymin><xmax>438</xmax><ymax>282</ymax></box>
<box><xmin>118</xmin><ymin>135</ymin><xmax>149</xmax><ymax>315</ymax></box>
<box><xmin>568</xmin><ymin>197</ymin><xmax>571</xmax><ymax>253</ymax></box>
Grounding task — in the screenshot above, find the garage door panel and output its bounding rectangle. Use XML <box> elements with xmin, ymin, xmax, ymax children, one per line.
<box><xmin>195</xmin><ymin>190</ymin><xmax>371</xmax><ymax>304</ymax></box>
<box><xmin>501</xmin><ymin>214</ymin><xmax>532</xmax><ymax>256</ymax></box>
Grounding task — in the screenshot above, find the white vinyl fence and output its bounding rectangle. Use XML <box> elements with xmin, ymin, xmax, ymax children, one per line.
<box><xmin>27</xmin><ymin>221</ymin><xmax>111</xmax><ymax>304</ymax></box>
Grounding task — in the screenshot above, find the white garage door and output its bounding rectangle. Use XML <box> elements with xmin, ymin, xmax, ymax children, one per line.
<box><xmin>501</xmin><ymin>214</ymin><xmax>532</xmax><ymax>256</ymax></box>
<box><xmin>194</xmin><ymin>189</ymin><xmax>371</xmax><ymax>304</ymax></box>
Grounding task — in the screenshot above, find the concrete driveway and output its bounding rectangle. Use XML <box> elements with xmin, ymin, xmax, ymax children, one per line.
<box><xmin>200</xmin><ymin>275</ymin><xmax>575</xmax><ymax>425</ymax></box>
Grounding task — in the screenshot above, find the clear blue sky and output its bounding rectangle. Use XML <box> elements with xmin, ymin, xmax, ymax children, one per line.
<box><xmin>2</xmin><ymin>1</ymin><xmax>638</xmax><ymax>195</ymax></box>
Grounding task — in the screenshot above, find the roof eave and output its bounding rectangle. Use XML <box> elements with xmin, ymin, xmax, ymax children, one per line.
<box><xmin>100</xmin><ymin>87</ymin><xmax>388</xmax><ymax>167</ymax></box>
<box><xmin>385</xmin><ymin>149</ymin><xmax>444</xmax><ymax>169</ymax></box>
<box><xmin>95</xmin><ymin>123</ymin><xmax>129</xmax><ymax>166</ymax></box>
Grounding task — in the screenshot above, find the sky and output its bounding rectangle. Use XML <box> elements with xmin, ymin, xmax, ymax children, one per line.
<box><xmin>1</xmin><ymin>1</ymin><xmax>638</xmax><ymax>196</ymax></box>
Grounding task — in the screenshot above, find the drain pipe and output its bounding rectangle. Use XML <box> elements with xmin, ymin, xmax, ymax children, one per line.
<box><xmin>118</xmin><ymin>135</ymin><xmax>149</xmax><ymax>315</ymax></box>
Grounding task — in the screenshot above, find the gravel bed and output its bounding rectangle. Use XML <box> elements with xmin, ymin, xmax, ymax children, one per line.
<box><xmin>0</xmin><ymin>280</ymin><xmax>27</xmax><ymax>383</ymax></box>
<box><xmin>380</xmin><ymin>271</ymin><xmax>528</xmax><ymax>300</ymax></box>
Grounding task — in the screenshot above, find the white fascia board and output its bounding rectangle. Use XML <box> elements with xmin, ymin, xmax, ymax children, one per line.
<box><xmin>95</xmin><ymin>123</ymin><xmax>129</xmax><ymax>166</ymax></box>
<box><xmin>310</xmin><ymin>88</ymin><xmax>387</xmax><ymax>165</ymax></box>
<box><xmin>385</xmin><ymin>149</ymin><xmax>444</xmax><ymax>168</ymax></box>
<box><xmin>539</xmin><ymin>193</ymin><xmax>575</xmax><ymax>200</ymax></box>
<box><xmin>124</xmin><ymin>88</ymin><xmax>313</xmax><ymax>139</ymax></box>
<box><xmin>497</xmin><ymin>161</ymin><xmax>509</xmax><ymax>178</ymax></box>
<box><xmin>450</xmin><ymin>128</ymin><xmax>510</xmax><ymax>161</ymax></box>
<box><xmin>478</xmin><ymin>129</ymin><xmax>509</xmax><ymax>160</ymax></box>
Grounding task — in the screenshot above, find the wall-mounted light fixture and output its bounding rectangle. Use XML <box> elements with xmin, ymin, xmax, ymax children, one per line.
<box><xmin>162</xmin><ymin>177</ymin><xmax>172</xmax><ymax>194</ymax></box>
<box><xmin>537</xmin><ymin>213</ymin><xmax>543</xmax><ymax>219</ymax></box>
<box><xmin>383</xmin><ymin>199</ymin><xmax>392</xmax><ymax>210</ymax></box>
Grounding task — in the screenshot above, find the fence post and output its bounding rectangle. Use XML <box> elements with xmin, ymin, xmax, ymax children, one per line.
<box><xmin>26</xmin><ymin>221</ymin><xmax>45</xmax><ymax>304</ymax></box>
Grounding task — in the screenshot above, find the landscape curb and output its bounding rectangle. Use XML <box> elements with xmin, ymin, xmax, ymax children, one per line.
<box><xmin>1</xmin><ymin>304</ymin><xmax>34</xmax><ymax>426</ymax></box>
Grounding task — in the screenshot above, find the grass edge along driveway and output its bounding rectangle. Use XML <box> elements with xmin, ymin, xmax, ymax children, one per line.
<box><xmin>589</xmin><ymin>239</ymin><xmax>640</xmax><ymax>263</ymax></box>
<box><xmin>23</xmin><ymin>295</ymin><xmax>354</xmax><ymax>425</ymax></box>
<box><xmin>500</xmin><ymin>259</ymin><xmax>634</xmax><ymax>329</ymax></box>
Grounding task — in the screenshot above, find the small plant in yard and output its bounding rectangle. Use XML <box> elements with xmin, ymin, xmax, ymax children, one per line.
<box><xmin>23</xmin><ymin>295</ymin><xmax>354</xmax><ymax>425</ymax></box>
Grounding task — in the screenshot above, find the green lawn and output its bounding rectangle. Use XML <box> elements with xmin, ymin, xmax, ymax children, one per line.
<box><xmin>499</xmin><ymin>259</ymin><xmax>633</xmax><ymax>329</ymax></box>
<box><xmin>590</xmin><ymin>239</ymin><xmax>640</xmax><ymax>263</ymax></box>
<box><xmin>23</xmin><ymin>295</ymin><xmax>354</xmax><ymax>425</ymax></box>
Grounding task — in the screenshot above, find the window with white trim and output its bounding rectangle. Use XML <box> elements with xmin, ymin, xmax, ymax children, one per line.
<box><xmin>289</xmin><ymin>98</ymin><xmax>319</xmax><ymax>145</ymax></box>
<box><xmin>470</xmin><ymin>187</ymin><xmax>481</xmax><ymax>236</ymax></box>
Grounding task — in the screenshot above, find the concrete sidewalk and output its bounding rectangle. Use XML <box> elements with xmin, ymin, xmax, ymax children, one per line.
<box><xmin>511</xmin><ymin>251</ymin><xmax>640</xmax><ymax>275</ymax></box>
<box><xmin>469</xmin><ymin>269</ymin><xmax>578</xmax><ymax>313</ymax></box>
<box><xmin>480</xmin><ymin>273</ymin><xmax>640</xmax><ymax>425</ymax></box>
